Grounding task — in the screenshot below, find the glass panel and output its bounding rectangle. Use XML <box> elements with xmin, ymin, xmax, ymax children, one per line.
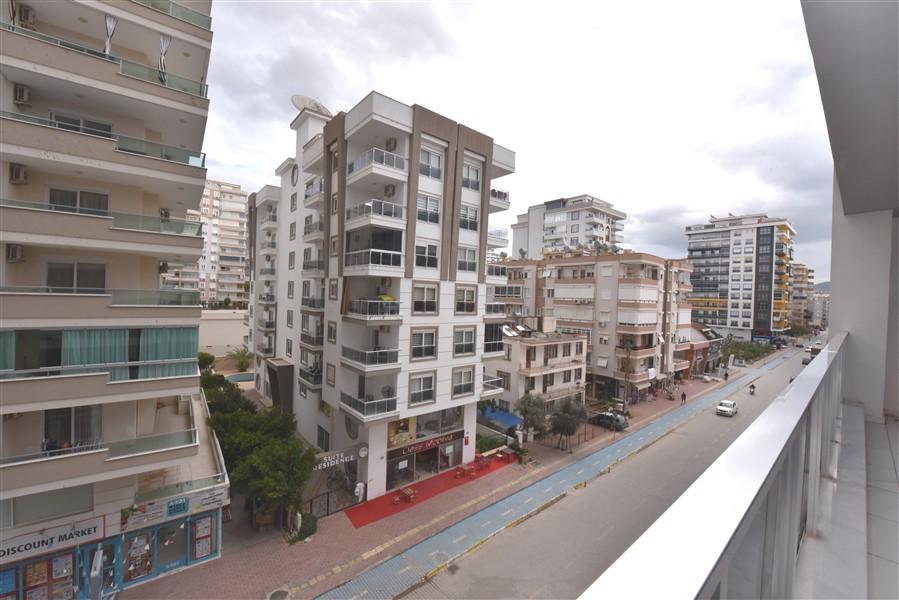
<box><xmin>79</xmin><ymin>191</ymin><xmax>109</xmax><ymax>215</ymax></box>
<box><xmin>76</xmin><ymin>263</ymin><xmax>106</xmax><ymax>292</ymax></box>
<box><xmin>73</xmin><ymin>405</ymin><xmax>102</xmax><ymax>446</ymax></box>
<box><xmin>157</xmin><ymin>521</ymin><xmax>188</xmax><ymax>572</ymax></box>
<box><xmin>43</xmin><ymin>407</ymin><xmax>72</xmax><ymax>450</ymax></box>
<box><xmin>47</xmin><ymin>262</ymin><xmax>75</xmax><ymax>290</ymax></box>
<box><xmin>12</xmin><ymin>485</ymin><xmax>92</xmax><ymax>526</ymax></box>
<box><xmin>49</xmin><ymin>189</ymin><xmax>78</xmax><ymax>212</ymax></box>
<box><xmin>123</xmin><ymin>531</ymin><xmax>154</xmax><ymax>582</ymax></box>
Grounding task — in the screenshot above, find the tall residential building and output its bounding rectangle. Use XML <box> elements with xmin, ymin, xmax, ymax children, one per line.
<box><xmin>789</xmin><ymin>262</ymin><xmax>815</xmax><ymax>328</ymax></box>
<box><xmin>809</xmin><ymin>292</ymin><xmax>830</xmax><ymax>330</ymax></box>
<box><xmin>163</xmin><ymin>180</ymin><xmax>250</xmax><ymax>307</ymax></box>
<box><xmin>0</xmin><ymin>1</ymin><xmax>229</xmax><ymax>597</ymax></box>
<box><xmin>510</xmin><ymin>195</ymin><xmax>626</xmax><ymax>260</ymax></box>
<box><xmin>248</xmin><ymin>92</ymin><xmax>514</xmax><ymax>500</ymax></box>
<box><xmin>685</xmin><ymin>213</ymin><xmax>796</xmax><ymax>341</ymax></box>
<box><xmin>502</xmin><ymin>250</ymin><xmax>694</xmax><ymax>404</ymax></box>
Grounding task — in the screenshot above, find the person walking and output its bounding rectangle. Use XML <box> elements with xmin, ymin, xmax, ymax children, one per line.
<box><xmin>724</xmin><ymin>371</ymin><xmax>729</xmax><ymax>382</ymax></box>
<box><xmin>681</xmin><ymin>392</ymin><xmax>687</xmax><ymax>405</ymax></box>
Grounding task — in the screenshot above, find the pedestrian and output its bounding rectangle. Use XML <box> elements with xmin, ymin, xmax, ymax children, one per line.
<box><xmin>681</xmin><ymin>392</ymin><xmax>686</xmax><ymax>405</ymax></box>
<box><xmin>724</xmin><ymin>371</ymin><xmax>729</xmax><ymax>382</ymax></box>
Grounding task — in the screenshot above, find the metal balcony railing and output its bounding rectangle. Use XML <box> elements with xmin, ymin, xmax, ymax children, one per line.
<box><xmin>490</xmin><ymin>188</ymin><xmax>510</xmax><ymax>203</ymax></box>
<box><xmin>341</xmin><ymin>346</ymin><xmax>399</xmax><ymax>366</ymax></box>
<box><xmin>304</xmin><ymin>178</ymin><xmax>324</xmax><ymax>199</ymax></box>
<box><xmin>482</xmin><ymin>376</ymin><xmax>504</xmax><ymax>392</ymax></box>
<box><xmin>301</xmin><ymin>297</ymin><xmax>325</xmax><ymax>309</ymax></box>
<box><xmin>344</xmin><ymin>249</ymin><xmax>402</xmax><ymax>268</ymax></box>
<box><xmin>0</xmin><ymin>286</ymin><xmax>200</xmax><ymax>305</ymax></box>
<box><xmin>347</xmin><ymin>147</ymin><xmax>406</xmax><ymax>175</ymax></box>
<box><xmin>300</xmin><ymin>333</ymin><xmax>323</xmax><ymax>346</ymax></box>
<box><xmin>297</xmin><ymin>365</ymin><xmax>322</xmax><ymax>385</ymax></box>
<box><xmin>339</xmin><ymin>392</ymin><xmax>398</xmax><ymax>418</ymax></box>
<box><xmin>304</xmin><ymin>221</ymin><xmax>324</xmax><ymax>235</ymax></box>
<box><xmin>302</xmin><ymin>260</ymin><xmax>324</xmax><ymax>271</ymax></box>
<box><xmin>347</xmin><ymin>299</ymin><xmax>400</xmax><ymax>317</ymax></box>
<box><xmin>257</xmin><ymin>293</ymin><xmax>276</xmax><ymax>303</ymax></box>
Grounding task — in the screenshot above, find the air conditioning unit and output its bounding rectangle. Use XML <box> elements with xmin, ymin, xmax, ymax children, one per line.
<box><xmin>384</xmin><ymin>137</ymin><xmax>397</xmax><ymax>152</ymax></box>
<box><xmin>5</xmin><ymin>244</ymin><xmax>24</xmax><ymax>263</ymax></box>
<box><xmin>383</xmin><ymin>184</ymin><xmax>396</xmax><ymax>198</ymax></box>
<box><xmin>13</xmin><ymin>84</ymin><xmax>30</xmax><ymax>106</ymax></box>
<box><xmin>9</xmin><ymin>163</ymin><xmax>27</xmax><ymax>185</ymax></box>
<box><xmin>18</xmin><ymin>5</ymin><xmax>35</xmax><ymax>28</ymax></box>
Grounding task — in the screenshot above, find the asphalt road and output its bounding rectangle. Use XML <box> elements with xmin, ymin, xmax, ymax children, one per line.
<box><xmin>406</xmin><ymin>350</ymin><xmax>806</xmax><ymax>600</ymax></box>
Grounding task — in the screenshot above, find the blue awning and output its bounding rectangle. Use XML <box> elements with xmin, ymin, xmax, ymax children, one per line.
<box><xmin>483</xmin><ymin>406</ymin><xmax>522</xmax><ymax>429</ymax></box>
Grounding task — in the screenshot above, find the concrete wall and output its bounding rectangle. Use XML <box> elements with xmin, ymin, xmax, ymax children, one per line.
<box><xmin>199</xmin><ymin>309</ymin><xmax>247</xmax><ymax>356</ymax></box>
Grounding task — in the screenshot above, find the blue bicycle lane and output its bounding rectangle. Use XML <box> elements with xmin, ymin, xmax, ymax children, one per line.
<box><xmin>316</xmin><ymin>350</ymin><xmax>798</xmax><ymax>600</ymax></box>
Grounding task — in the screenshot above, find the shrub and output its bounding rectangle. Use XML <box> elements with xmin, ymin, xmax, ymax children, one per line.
<box><xmin>299</xmin><ymin>513</ymin><xmax>317</xmax><ymax>539</ymax></box>
<box><xmin>197</xmin><ymin>352</ymin><xmax>215</xmax><ymax>374</ymax></box>
<box><xmin>476</xmin><ymin>434</ymin><xmax>505</xmax><ymax>453</ymax></box>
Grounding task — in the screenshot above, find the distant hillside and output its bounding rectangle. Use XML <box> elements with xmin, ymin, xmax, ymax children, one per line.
<box><xmin>814</xmin><ymin>281</ymin><xmax>830</xmax><ymax>293</ymax></box>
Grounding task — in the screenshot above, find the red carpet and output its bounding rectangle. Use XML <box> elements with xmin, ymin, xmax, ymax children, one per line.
<box><xmin>345</xmin><ymin>455</ymin><xmax>515</xmax><ymax>528</ymax></box>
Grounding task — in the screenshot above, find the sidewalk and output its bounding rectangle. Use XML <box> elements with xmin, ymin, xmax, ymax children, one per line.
<box><xmin>121</xmin><ymin>359</ymin><xmax>769</xmax><ymax>600</ymax></box>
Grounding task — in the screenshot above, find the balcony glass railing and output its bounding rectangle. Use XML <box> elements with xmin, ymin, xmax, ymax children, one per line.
<box><xmin>259</xmin><ymin>268</ymin><xmax>276</xmax><ymax>276</ymax></box>
<box><xmin>135</xmin><ymin>474</ymin><xmax>225</xmax><ymax>503</ymax></box>
<box><xmin>485</xmin><ymin>302</ymin><xmax>506</xmax><ymax>314</ymax></box>
<box><xmin>256</xmin><ymin>319</ymin><xmax>275</xmax><ymax>329</ymax></box>
<box><xmin>346</xmin><ymin>200</ymin><xmax>404</xmax><ymax>221</ymax></box>
<box><xmin>2</xmin><ymin>22</ymin><xmax>209</xmax><ymax>96</ymax></box>
<box><xmin>347</xmin><ymin>147</ymin><xmax>406</xmax><ymax>175</ymax></box>
<box><xmin>0</xmin><ymin>358</ymin><xmax>197</xmax><ymax>381</ymax></box>
<box><xmin>304</xmin><ymin>221</ymin><xmax>324</xmax><ymax>235</ymax></box>
<box><xmin>344</xmin><ymin>249</ymin><xmax>402</xmax><ymax>268</ymax></box>
<box><xmin>300</xmin><ymin>333</ymin><xmax>323</xmax><ymax>346</ymax></box>
<box><xmin>341</xmin><ymin>346</ymin><xmax>399</xmax><ymax>366</ymax></box>
<box><xmin>0</xmin><ymin>286</ymin><xmax>200</xmax><ymax>305</ymax></box>
<box><xmin>301</xmin><ymin>297</ymin><xmax>325</xmax><ymax>309</ymax></box>
<box><xmin>484</xmin><ymin>341</ymin><xmax>504</xmax><ymax>353</ymax></box>
<box><xmin>339</xmin><ymin>392</ymin><xmax>398</xmax><ymax>418</ymax></box>
<box><xmin>0</xmin><ymin>198</ymin><xmax>202</xmax><ymax>236</ymax></box>
<box><xmin>259</xmin><ymin>241</ymin><xmax>277</xmax><ymax>250</ymax></box>
<box><xmin>302</xmin><ymin>260</ymin><xmax>324</xmax><ymax>271</ymax></box>
<box><xmin>0</xmin><ymin>111</ymin><xmax>205</xmax><ymax>166</ymax></box>
<box><xmin>347</xmin><ymin>300</ymin><xmax>400</xmax><ymax>317</ymax></box>
<box><xmin>486</xmin><ymin>264</ymin><xmax>508</xmax><ymax>277</ymax></box>
<box><xmin>255</xmin><ymin>343</ymin><xmax>273</xmax><ymax>355</ymax></box>
<box><xmin>488</xmin><ymin>227</ymin><xmax>509</xmax><ymax>242</ymax></box>
<box><xmin>261</xmin><ymin>213</ymin><xmax>278</xmax><ymax>224</ymax></box>
<box><xmin>304</xmin><ymin>179</ymin><xmax>324</xmax><ymax>199</ymax></box>
<box><xmin>297</xmin><ymin>365</ymin><xmax>322</xmax><ymax>385</ymax></box>
<box><xmin>490</xmin><ymin>189</ymin><xmax>510</xmax><ymax>203</ymax></box>
<box><xmin>130</xmin><ymin>0</ymin><xmax>212</xmax><ymax>29</ymax></box>
<box><xmin>257</xmin><ymin>293</ymin><xmax>276</xmax><ymax>303</ymax></box>
<box><xmin>482</xmin><ymin>376</ymin><xmax>504</xmax><ymax>392</ymax></box>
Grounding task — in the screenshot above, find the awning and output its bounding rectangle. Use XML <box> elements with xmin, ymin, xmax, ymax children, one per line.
<box><xmin>633</xmin><ymin>381</ymin><xmax>651</xmax><ymax>391</ymax></box>
<box><xmin>483</xmin><ymin>406</ymin><xmax>522</xmax><ymax>429</ymax></box>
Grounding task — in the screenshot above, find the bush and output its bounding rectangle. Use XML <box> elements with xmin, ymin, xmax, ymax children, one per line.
<box><xmin>476</xmin><ymin>434</ymin><xmax>505</xmax><ymax>453</ymax></box>
<box><xmin>721</xmin><ymin>340</ymin><xmax>776</xmax><ymax>364</ymax></box>
<box><xmin>197</xmin><ymin>352</ymin><xmax>215</xmax><ymax>373</ymax></box>
<box><xmin>299</xmin><ymin>512</ymin><xmax>317</xmax><ymax>539</ymax></box>
<box><xmin>201</xmin><ymin>372</ymin><xmax>256</xmax><ymax>414</ymax></box>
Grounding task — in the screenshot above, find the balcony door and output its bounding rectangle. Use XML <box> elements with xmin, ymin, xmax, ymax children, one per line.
<box><xmin>43</xmin><ymin>405</ymin><xmax>102</xmax><ymax>452</ymax></box>
<box><xmin>46</xmin><ymin>261</ymin><xmax>106</xmax><ymax>293</ymax></box>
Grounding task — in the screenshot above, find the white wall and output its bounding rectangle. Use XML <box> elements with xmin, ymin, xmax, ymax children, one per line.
<box><xmin>199</xmin><ymin>309</ymin><xmax>248</xmax><ymax>356</ymax></box>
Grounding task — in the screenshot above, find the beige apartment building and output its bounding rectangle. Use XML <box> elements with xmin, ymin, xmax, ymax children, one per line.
<box><xmin>501</xmin><ymin>251</ymin><xmax>693</xmax><ymax>403</ymax></box>
<box><xmin>0</xmin><ymin>1</ymin><xmax>228</xmax><ymax>597</ymax></box>
<box><xmin>789</xmin><ymin>262</ymin><xmax>815</xmax><ymax>329</ymax></box>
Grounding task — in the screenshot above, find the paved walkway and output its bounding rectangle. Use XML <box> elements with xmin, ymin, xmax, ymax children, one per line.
<box><xmin>317</xmin><ymin>350</ymin><xmax>798</xmax><ymax>600</ymax></box>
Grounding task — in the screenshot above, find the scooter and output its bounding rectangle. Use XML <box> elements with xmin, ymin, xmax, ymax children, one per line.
<box><xmin>749</xmin><ymin>384</ymin><xmax>756</xmax><ymax>396</ymax></box>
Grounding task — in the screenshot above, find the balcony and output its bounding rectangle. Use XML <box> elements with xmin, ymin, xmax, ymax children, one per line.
<box><xmin>0</xmin><ymin>198</ymin><xmax>203</xmax><ymax>257</ymax></box>
<box><xmin>255</xmin><ymin>342</ymin><xmax>273</xmax><ymax>356</ymax></box>
<box><xmin>131</xmin><ymin>0</ymin><xmax>213</xmax><ymax>30</ymax></box>
<box><xmin>346</xmin><ymin>147</ymin><xmax>407</xmax><ymax>188</ymax></box>
<box><xmin>614</xmin><ymin>344</ymin><xmax>657</xmax><ymax>359</ymax></box>
<box><xmin>346</xmin><ymin>299</ymin><xmax>401</xmax><ymax>320</ymax></box>
<box><xmin>486</xmin><ymin>263</ymin><xmax>508</xmax><ymax>280</ymax></box>
<box><xmin>487</xmin><ymin>227</ymin><xmax>509</xmax><ymax>248</ymax></box>
<box><xmin>256</xmin><ymin>318</ymin><xmax>275</xmax><ymax>331</ymax></box>
<box><xmin>339</xmin><ymin>392</ymin><xmax>399</xmax><ymax>422</ymax></box>
<box><xmin>301</xmin><ymin>259</ymin><xmax>325</xmax><ymax>276</ymax></box>
<box><xmin>0</xmin><ymin>394</ymin><xmax>201</xmax><ymax>496</ymax></box>
<box><xmin>259</xmin><ymin>241</ymin><xmax>277</xmax><ymax>255</ymax></box>
<box><xmin>0</xmin><ymin>23</ymin><xmax>209</xmax><ymax>101</ymax></box>
<box><xmin>302</xmin><ymin>134</ymin><xmax>324</xmax><ymax>173</ymax></box>
<box><xmin>300</xmin><ymin>332</ymin><xmax>324</xmax><ymax>347</ymax></box>
<box><xmin>0</xmin><ymin>110</ymin><xmax>205</xmax><ymax>168</ymax></box>
<box><xmin>616</xmin><ymin>322</ymin><xmax>658</xmax><ymax>334</ymax></box>
<box><xmin>303</xmin><ymin>220</ymin><xmax>325</xmax><ymax>242</ymax></box>
<box><xmin>343</xmin><ymin>249</ymin><xmax>403</xmax><ymax>276</ymax></box>
<box><xmin>345</xmin><ymin>200</ymin><xmax>405</xmax><ymax>231</ymax></box>
<box><xmin>485</xmin><ymin>302</ymin><xmax>507</xmax><ymax>318</ymax></box>
<box><xmin>612</xmin><ymin>369</ymin><xmax>652</xmax><ymax>383</ymax></box>
<box><xmin>257</xmin><ymin>293</ymin><xmax>276</xmax><ymax>304</ymax></box>
<box><xmin>301</xmin><ymin>296</ymin><xmax>325</xmax><ymax>311</ymax></box>
<box><xmin>0</xmin><ymin>286</ymin><xmax>200</xmax><ymax>322</ymax></box>
<box><xmin>481</xmin><ymin>376</ymin><xmax>504</xmax><ymax>397</ymax></box>
<box><xmin>673</xmin><ymin>359</ymin><xmax>690</xmax><ymax>371</ymax></box>
<box><xmin>489</xmin><ymin>188</ymin><xmax>511</xmax><ymax>213</ymax></box>
<box><xmin>341</xmin><ymin>346</ymin><xmax>400</xmax><ymax>371</ymax></box>
<box><xmin>260</xmin><ymin>213</ymin><xmax>278</xmax><ymax>231</ymax></box>
<box><xmin>258</xmin><ymin>267</ymin><xmax>276</xmax><ymax>280</ymax></box>
<box><xmin>304</xmin><ymin>178</ymin><xmax>324</xmax><ymax>208</ymax></box>
<box><xmin>297</xmin><ymin>364</ymin><xmax>323</xmax><ymax>387</ymax></box>
<box><xmin>483</xmin><ymin>341</ymin><xmax>505</xmax><ymax>355</ymax></box>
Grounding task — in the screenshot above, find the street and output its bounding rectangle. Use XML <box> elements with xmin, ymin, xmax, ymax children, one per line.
<box><xmin>405</xmin><ymin>350</ymin><xmax>806</xmax><ymax>600</ymax></box>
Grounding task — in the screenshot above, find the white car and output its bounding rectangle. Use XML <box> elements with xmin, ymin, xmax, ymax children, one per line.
<box><xmin>716</xmin><ymin>400</ymin><xmax>738</xmax><ymax>417</ymax></box>
<box><xmin>815</xmin><ymin>340</ymin><xmax>823</xmax><ymax>346</ymax></box>
<box><xmin>804</xmin><ymin>346</ymin><xmax>813</xmax><ymax>353</ymax></box>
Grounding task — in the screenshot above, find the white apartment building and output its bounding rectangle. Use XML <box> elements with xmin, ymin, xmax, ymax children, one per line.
<box><xmin>248</xmin><ymin>92</ymin><xmax>514</xmax><ymax>500</ymax></box>
<box><xmin>809</xmin><ymin>292</ymin><xmax>830</xmax><ymax>330</ymax></box>
<box><xmin>483</xmin><ymin>319</ymin><xmax>588</xmax><ymax>417</ymax></box>
<box><xmin>510</xmin><ymin>195</ymin><xmax>625</xmax><ymax>260</ymax></box>
<box><xmin>504</xmin><ymin>251</ymin><xmax>693</xmax><ymax>404</ymax></box>
<box><xmin>163</xmin><ymin>180</ymin><xmax>249</xmax><ymax>307</ymax></box>
<box><xmin>685</xmin><ymin>213</ymin><xmax>796</xmax><ymax>341</ymax></box>
<box><xmin>0</xmin><ymin>2</ymin><xmax>228</xmax><ymax>597</ymax></box>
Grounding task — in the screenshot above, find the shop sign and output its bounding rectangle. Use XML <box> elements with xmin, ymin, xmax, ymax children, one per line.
<box><xmin>0</xmin><ymin>516</ymin><xmax>104</xmax><ymax>564</ymax></box>
<box><xmin>121</xmin><ymin>485</ymin><xmax>228</xmax><ymax>532</ymax></box>
<box><xmin>313</xmin><ymin>443</ymin><xmax>369</xmax><ymax>472</ymax></box>
<box><xmin>387</xmin><ymin>430</ymin><xmax>463</xmax><ymax>460</ymax></box>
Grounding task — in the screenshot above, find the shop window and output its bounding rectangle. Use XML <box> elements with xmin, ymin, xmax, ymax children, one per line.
<box><xmin>20</xmin><ymin>550</ymin><xmax>76</xmax><ymax>600</ymax></box>
<box><xmin>124</xmin><ymin>531</ymin><xmax>154</xmax><ymax>583</ymax></box>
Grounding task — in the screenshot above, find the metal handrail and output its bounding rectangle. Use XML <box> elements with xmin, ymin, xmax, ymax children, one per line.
<box><xmin>347</xmin><ymin>299</ymin><xmax>400</xmax><ymax>316</ymax></box>
<box><xmin>0</xmin><ymin>358</ymin><xmax>198</xmax><ymax>381</ymax></box>
<box><xmin>347</xmin><ymin>147</ymin><xmax>407</xmax><ymax>175</ymax></box>
<box><xmin>0</xmin><ymin>285</ymin><xmax>200</xmax><ymax>305</ymax></box>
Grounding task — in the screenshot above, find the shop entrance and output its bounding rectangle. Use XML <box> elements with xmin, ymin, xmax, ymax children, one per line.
<box><xmin>414</xmin><ymin>446</ymin><xmax>439</xmax><ymax>479</ymax></box>
<box><xmin>80</xmin><ymin>540</ymin><xmax>120</xmax><ymax>599</ymax></box>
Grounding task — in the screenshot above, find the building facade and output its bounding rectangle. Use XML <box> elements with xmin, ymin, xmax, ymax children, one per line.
<box><xmin>0</xmin><ymin>2</ymin><xmax>229</xmax><ymax>598</ymax></box>
<box><xmin>510</xmin><ymin>195</ymin><xmax>625</xmax><ymax>260</ymax></box>
<box><xmin>685</xmin><ymin>214</ymin><xmax>796</xmax><ymax>341</ymax></box>
<box><xmin>502</xmin><ymin>251</ymin><xmax>693</xmax><ymax>404</ymax></box>
<box><xmin>789</xmin><ymin>263</ymin><xmax>815</xmax><ymax>329</ymax></box>
<box><xmin>163</xmin><ymin>180</ymin><xmax>249</xmax><ymax>307</ymax></box>
<box><xmin>248</xmin><ymin>92</ymin><xmax>515</xmax><ymax>500</ymax></box>
<box><xmin>809</xmin><ymin>292</ymin><xmax>830</xmax><ymax>330</ymax></box>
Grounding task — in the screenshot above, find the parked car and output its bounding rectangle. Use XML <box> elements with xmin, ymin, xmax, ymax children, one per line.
<box><xmin>589</xmin><ymin>412</ymin><xmax>629</xmax><ymax>431</ymax></box>
<box><xmin>716</xmin><ymin>399</ymin><xmax>738</xmax><ymax>417</ymax></box>
<box><xmin>802</xmin><ymin>357</ymin><xmax>812</xmax><ymax>365</ymax></box>
<box><xmin>815</xmin><ymin>340</ymin><xmax>823</xmax><ymax>346</ymax></box>
<box><xmin>804</xmin><ymin>346</ymin><xmax>813</xmax><ymax>353</ymax></box>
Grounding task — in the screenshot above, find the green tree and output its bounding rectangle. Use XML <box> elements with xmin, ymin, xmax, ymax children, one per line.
<box><xmin>231</xmin><ymin>437</ymin><xmax>316</xmax><ymax>518</ymax></box>
<box><xmin>516</xmin><ymin>393</ymin><xmax>547</xmax><ymax>439</ymax></box>
<box><xmin>208</xmin><ymin>409</ymin><xmax>296</xmax><ymax>472</ymax></box>
<box><xmin>477</xmin><ymin>398</ymin><xmax>497</xmax><ymax>416</ymax></box>
<box><xmin>227</xmin><ymin>346</ymin><xmax>253</xmax><ymax>372</ymax></box>
<box><xmin>549</xmin><ymin>397</ymin><xmax>587</xmax><ymax>450</ymax></box>
<box><xmin>222</xmin><ymin>297</ymin><xmax>232</xmax><ymax>308</ymax></box>
<box><xmin>197</xmin><ymin>352</ymin><xmax>215</xmax><ymax>374</ymax></box>
<box><xmin>201</xmin><ymin>372</ymin><xmax>256</xmax><ymax>414</ymax></box>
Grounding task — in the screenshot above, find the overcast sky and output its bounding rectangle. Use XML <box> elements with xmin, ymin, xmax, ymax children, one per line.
<box><xmin>201</xmin><ymin>0</ymin><xmax>833</xmax><ymax>281</ymax></box>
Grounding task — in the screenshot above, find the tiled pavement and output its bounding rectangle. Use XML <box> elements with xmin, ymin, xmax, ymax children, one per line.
<box><xmin>123</xmin><ymin>356</ymin><xmax>786</xmax><ymax>600</ymax></box>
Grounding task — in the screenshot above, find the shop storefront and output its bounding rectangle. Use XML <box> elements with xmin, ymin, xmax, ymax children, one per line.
<box><xmin>0</xmin><ymin>487</ymin><xmax>226</xmax><ymax>600</ymax></box>
<box><xmin>385</xmin><ymin>407</ymin><xmax>465</xmax><ymax>491</ymax></box>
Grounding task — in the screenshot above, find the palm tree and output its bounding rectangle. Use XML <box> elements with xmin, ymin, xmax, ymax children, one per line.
<box><xmin>227</xmin><ymin>346</ymin><xmax>253</xmax><ymax>372</ymax></box>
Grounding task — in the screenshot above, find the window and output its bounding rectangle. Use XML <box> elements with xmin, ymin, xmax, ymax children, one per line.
<box><xmin>415</xmin><ymin>244</ymin><xmax>438</xmax><ymax>268</ymax></box>
<box><xmin>576</xmin><ymin>341</ymin><xmax>584</xmax><ymax>355</ymax></box>
<box><xmin>411</xmin><ymin>330</ymin><xmax>437</xmax><ymax>359</ymax></box>
<box><xmin>301</xmin><ymin>314</ymin><xmax>309</xmax><ymax>331</ymax></box>
<box><xmin>317</xmin><ymin>426</ymin><xmax>330</xmax><ymax>452</ymax></box>
<box><xmin>459</xmin><ymin>205</ymin><xmax>479</xmax><ymax>231</ymax></box>
<box><xmin>286</xmin><ymin>310</ymin><xmax>294</xmax><ymax>328</ymax></box>
<box><xmin>417</xmin><ymin>194</ymin><xmax>439</xmax><ymax>223</ymax></box>
<box><xmin>327</xmin><ymin>321</ymin><xmax>336</xmax><ymax>343</ymax></box>
<box><xmin>525</xmin><ymin>376</ymin><xmax>535</xmax><ymax>392</ymax></box>
<box><xmin>43</xmin><ymin>405</ymin><xmax>101</xmax><ymax>451</ymax></box>
<box><xmin>329</xmin><ymin>279</ymin><xmax>338</xmax><ymax>300</ymax></box>
<box><xmin>330</xmin><ymin>236</ymin><xmax>338</xmax><ymax>257</ymax></box>
<box><xmin>458</xmin><ymin>247</ymin><xmax>477</xmax><ymax>272</ymax></box>
<box><xmin>52</xmin><ymin>113</ymin><xmax>111</xmax><ymax>137</ymax></box>
<box><xmin>484</xmin><ymin>323</ymin><xmax>503</xmax><ymax>353</ymax></box>
<box><xmin>287</xmin><ymin>252</ymin><xmax>295</xmax><ymax>270</ymax></box>
<box><xmin>326</xmin><ymin>363</ymin><xmax>335</xmax><ymax>386</ymax></box>
<box><xmin>285</xmin><ymin>338</ymin><xmax>292</xmax><ymax>356</ymax></box>
<box><xmin>46</xmin><ymin>261</ymin><xmax>106</xmax><ymax>292</ymax></box>
<box><xmin>287</xmin><ymin>281</ymin><xmax>294</xmax><ymax>299</ymax></box>
<box><xmin>454</xmin><ymin>328</ymin><xmax>475</xmax><ymax>356</ymax></box>
<box><xmin>570</xmin><ymin>237</ymin><xmax>579</xmax><ymax>246</ymax></box>
<box><xmin>290</xmin><ymin>193</ymin><xmax>297</xmax><ymax>212</ymax></box>
<box><xmin>332</xmin><ymin>193</ymin><xmax>339</xmax><ymax>215</ymax></box>
<box><xmin>574</xmin><ymin>368</ymin><xmax>582</xmax><ymax>380</ymax></box>
<box><xmin>545</xmin><ymin>344</ymin><xmax>558</xmax><ymax>360</ymax></box>
<box><xmin>452</xmin><ymin>367</ymin><xmax>474</xmax><ymax>396</ymax></box>
<box><xmin>49</xmin><ymin>188</ymin><xmax>108</xmax><ymax>215</ymax></box>
<box><xmin>419</xmin><ymin>148</ymin><xmax>442</xmax><ymax>179</ymax></box>
<box><xmin>543</xmin><ymin>373</ymin><xmax>555</xmax><ymax>387</ymax></box>
<box><xmin>563</xmin><ymin>370</ymin><xmax>572</xmax><ymax>383</ymax></box>
<box><xmin>562</xmin><ymin>343</ymin><xmax>571</xmax><ymax>357</ymax></box>
<box><xmin>410</xmin><ymin>372</ymin><xmax>435</xmax><ymax>405</ymax></box>
<box><xmin>462</xmin><ymin>164</ymin><xmax>480</xmax><ymax>191</ymax></box>
<box><xmin>289</xmin><ymin>222</ymin><xmax>296</xmax><ymax>240</ymax></box>
<box><xmin>497</xmin><ymin>371</ymin><xmax>511</xmax><ymax>390</ymax></box>
<box><xmin>570</xmin><ymin>224</ymin><xmax>579</xmax><ymax>233</ymax></box>
<box><xmin>455</xmin><ymin>287</ymin><xmax>476</xmax><ymax>313</ymax></box>
<box><xmin>413</xmin><ymin>285</ymin><xmax>437</xmax><ymax>313</ymax></box>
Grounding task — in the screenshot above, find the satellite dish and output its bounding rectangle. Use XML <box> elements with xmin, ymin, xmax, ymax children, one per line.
<box><xmin>291</xmin><ymin>95</ymin><xmax>332</xmax><ymax>118</ymax></box>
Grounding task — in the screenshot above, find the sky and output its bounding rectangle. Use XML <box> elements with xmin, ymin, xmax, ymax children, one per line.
<box><xmin>201</xmin><ymin>0</ymin><xmax>834</xmax><ymax>281</ymax></box>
